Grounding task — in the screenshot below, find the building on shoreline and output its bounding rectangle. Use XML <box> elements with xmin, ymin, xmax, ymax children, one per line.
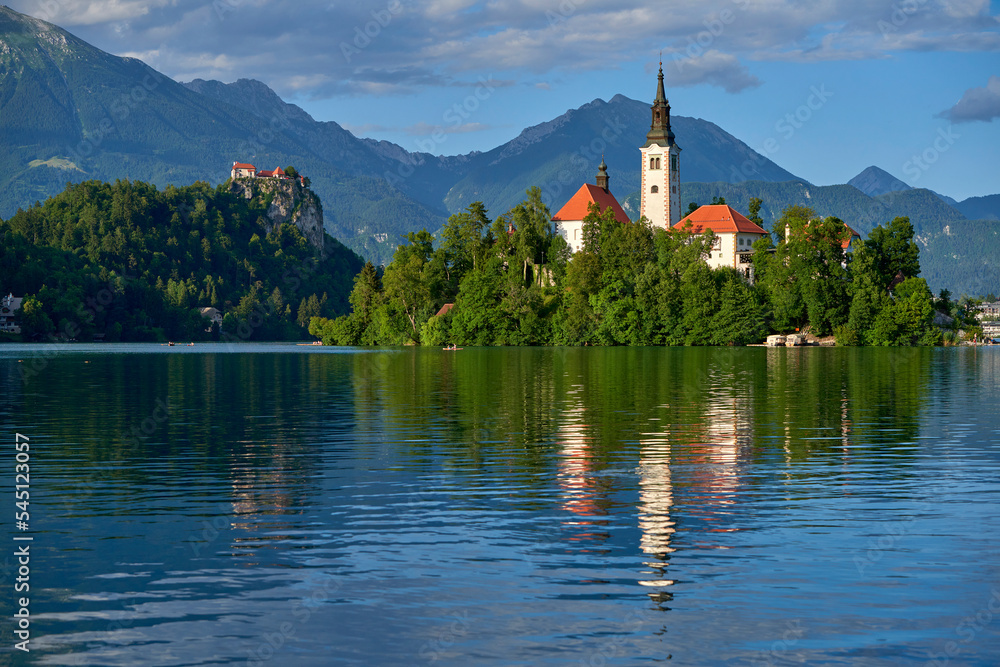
<box><xmin>673</xmin><ymin>205</ymin><xmax>769</xmax><ymax>280</ymax></box>
<box><xmin>551</xmin><ymin>158</ymin><xmax>630</xmax><ymax>253</ymax></box>
<box><xmin>0</xmin><ymin>293</ymin><xmax>22</xmax><ymax>334</ymax></box>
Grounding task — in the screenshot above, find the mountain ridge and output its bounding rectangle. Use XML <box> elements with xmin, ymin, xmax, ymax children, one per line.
<box><xmin>0</xmin><ymin>4</ymin><xmax>997</xmax><ymax>292</ymax></box>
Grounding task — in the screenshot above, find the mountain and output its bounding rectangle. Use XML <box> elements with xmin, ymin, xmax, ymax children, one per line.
<box><xmin>0</xmin><ymin>6</ymin><xmax>446</xmax><ymax>263</ymax></box>
<box><xmin>1</xmin><ymin>178</ymin><xmax>365</xmax><ymax>341</ymax></box>
<box><xmin>0</xmin><ymin>5</ymin><xmax>996</xmax><ymax>294</ymax></box>
<box><xmin>434</xmin><ymin>94</ymin><xmax>802</xmax><ymax>218</ymax></box>
<box><xmin>0</xmin><ymin>6</ymin><xmax>804</xmax><ymax>265</ymax></box>
<box><xmin>848</xmin><ymin>166</ymin><xmax>912</xmax><ymax>197</ymax></box>
<box><xmin>954</xmin><ymin>194</ymin><xmax>1000</xmax><ymax>221</ymax></box>
<box><xmin>847</xmin><ymin>165</ymin><xmax>961</xmax><ymax>208</ymax></box>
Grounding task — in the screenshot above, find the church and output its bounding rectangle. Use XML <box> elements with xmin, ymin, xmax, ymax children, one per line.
<box><xmin>551</xmin><ymin>64</ymin><xmax>767</xmax><ymax>275</ymax></box>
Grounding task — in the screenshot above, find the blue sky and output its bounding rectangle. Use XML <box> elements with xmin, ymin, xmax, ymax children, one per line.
<box><xmin>9</xmin><ymin>0</ymin><xmax>1000</xmax><ymax>200</ymax></box>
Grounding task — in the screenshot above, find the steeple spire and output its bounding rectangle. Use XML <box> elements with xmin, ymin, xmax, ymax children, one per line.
<box><xmin>595</xmin><ymin>155</ymin><xmax>609</xmax><ymax>191</ymax></box>
<box><xmin>644</xmin><ymin>63</ymin><xmax>676</xmax><ymax>148</ymax></box>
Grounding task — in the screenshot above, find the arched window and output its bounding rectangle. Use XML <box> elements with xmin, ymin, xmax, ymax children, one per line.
<box><xmin>650</xmin><ymin>185</ymin><xmax>659</xmax><ymax>193</ymax></box>
<box><xmin>655</xmin><ymin>157</ymin><xmax>661</xmax><ymax>170</ymax></box>
<box><xmin>649</xmin><ymin>157</ymin><xmax>655</xmax><ymax>170</ymax></box>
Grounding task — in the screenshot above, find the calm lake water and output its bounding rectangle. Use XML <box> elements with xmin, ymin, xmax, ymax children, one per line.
<box><xmin>1</xmin><ymin>344</ymin><xmax>999</xmax><ymax>665</ymax></box>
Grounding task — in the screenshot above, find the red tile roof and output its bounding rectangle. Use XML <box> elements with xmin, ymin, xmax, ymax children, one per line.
<box><xmin>257</xmin><ymin>169</ymin><xmax>274</xmax><ymax>178</ymax></box>
<box><xmin>233</xmin><ymin>162</ymin><xmax>255</xmax><ymax>170</ymax></box>
<box><xmin>674</xmin><ymin>205</ymin><xmax>768</xmax><ymax>235</ymax></box>
<box><xmin>435</xmin><ymin>303</ymin><xmax>454</xmax><ymax>318</ymax></box>
<box><xmin>841</xmin><ymin>224</ymin><xmax>861</xmax><ymax>249</ymax></box>
<box><xmin>552</xmin><ymin>184</ymin><xmax>630</xmax><ymax>225</ymax></box>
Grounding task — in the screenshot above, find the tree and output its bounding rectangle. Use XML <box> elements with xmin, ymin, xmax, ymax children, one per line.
<box><xmin>15</xmin><ymin>295</ymin><xmax>54</xmax><ymax>339</ymax></box>
<box><xmin>865</xmin><ymin>216</ymin><xmax>920</xmax><ymax>290</ymax></box>
<box><xmin>441</xmin><ymin>202</ymin><xmax>491</xmax><ymax>281</ymax></box>
<box><xmin>770</xmin><ymin>209</ymin><xmax>850</xmax><ymax>335</ymax></box>
<box><xmin>508</xmin><ymin>187</ymin><xmax>553</xmax><ymax>286</ymax></box>
<box><xmin>747</xmin><ymin>197</ymin><xmax>764</xmax><ymax>226</ymax></box>
<box><xmin>382</xmin><ymin>231</ymin><xmax>434</xmax><ymax>339</ymax></box>
<box><xmin>712</xmin><ymin>276</ymin><xmax>766</xmax><ymax>345</ymax></box>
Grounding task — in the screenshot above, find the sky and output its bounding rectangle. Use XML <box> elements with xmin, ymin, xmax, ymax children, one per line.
<box><xmin>9</xmin><ymin>0</ymin><xmax>1000</xmax><ymax>200</ymax></box>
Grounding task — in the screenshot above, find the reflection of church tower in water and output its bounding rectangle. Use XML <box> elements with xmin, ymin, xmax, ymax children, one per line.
<box><xmin>635</xmin><ymin>365</ymin><xmax>756</xmax><ymax>603</ymax></box>
<box><xmin>637</xmin><ymin>430</ymin><xmax>675</xmax><ymax>604</ymax></box>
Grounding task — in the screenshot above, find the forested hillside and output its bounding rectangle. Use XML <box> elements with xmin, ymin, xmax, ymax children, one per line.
<box><xmin>310</xmin><ymin>190</ymin><xmax>955</xmax><ymax>348</ymax></box>
<box><xmin>0</xmin><ymin>179</ymin><xmax>363</xmax><ymax>342</ymax></box>
<box><xmin>625</xmin><ymin>181</ymin><xmax>995</xmax><ymax>295</ymax></box>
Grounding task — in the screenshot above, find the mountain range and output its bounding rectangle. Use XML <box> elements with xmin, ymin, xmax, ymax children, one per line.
<box><xmin>1</xmin><ymin>6</ymin><xmax>997</xmax><ymax>295</ymax></box>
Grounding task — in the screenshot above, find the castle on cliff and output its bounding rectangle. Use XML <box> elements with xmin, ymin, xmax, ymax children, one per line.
<box><xmin>231</xmin><ymin>162</ymin><xmax>305</xmax><ymax>186</ymax></box>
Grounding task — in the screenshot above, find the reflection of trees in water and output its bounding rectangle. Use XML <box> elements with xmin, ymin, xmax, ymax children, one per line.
<box><xmin>10</xmin><ymin>352</ymin><xmax>340</xmax><ymax>520</ymax></box>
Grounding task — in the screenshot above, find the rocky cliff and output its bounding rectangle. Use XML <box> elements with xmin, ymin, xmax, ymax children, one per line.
<box><xmin>229</xmin><ymin>177</ymin><xmax>327</xmax><ymax>258</ymax></box>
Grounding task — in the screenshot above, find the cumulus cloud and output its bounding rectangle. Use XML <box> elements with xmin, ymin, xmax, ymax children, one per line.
<box><xmin>5</xmin><ymin>0</ymin><xmax>1000</xmax><ymax>98</ymax></box>
<box><xmin>938</xmin><ymin>75</ymin><xmax>1000</xmax><ymax>123</ymax></box>
<box><xmin>665</xmin><ymin>50</ymin><xmax>761</xmax><ymax>93</ymax></box>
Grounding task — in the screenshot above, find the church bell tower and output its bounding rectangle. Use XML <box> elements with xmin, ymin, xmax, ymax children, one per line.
<box><xmin>639</xmin><ymin>63</ymin><xmax>681</xmax><ymax>230</ymax></box>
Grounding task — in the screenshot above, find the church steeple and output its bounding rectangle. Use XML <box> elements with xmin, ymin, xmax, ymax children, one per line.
<box><xmin>595</xmin><ymin>156</ymin><xmax>609</xmax><ymax>191</ymax></box>
<box><xmin>639</xmin><ymin>61</ymin><xmax>682</xmax><ymax>231</ymax></box>
<box><xmin>644</xmin><ymin>63</ymin><xmax>676</xmax><ymax>148</ymax></box>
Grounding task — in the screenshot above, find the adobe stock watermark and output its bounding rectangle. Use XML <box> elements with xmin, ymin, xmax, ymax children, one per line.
<box><xmin>729</xmin><ymin>84</ymin><xmax>833</xmax><ymax>184</ymax></box>
<box><xmin>877</xmin><ymin>0</ymin><xmax>931</xmax><ymax>39</ymax></box>
<box><xmin>236</xmin><ymin>108</ymin><xmax>293</xmax><ymax>158</ymax></box>
<box><xmin>244</xmin><ymin>575</ymin><xmax>344</xmax><ymax>666</ymax></box>
<box><xmin>853</xmin><ymin>482</ymin><xmax>949</xmax><ymax>577</ymax></box>
<box><xmin>577</xmin><ymin>607</ymin><xmax>662</xmax><ymax>666</ymax></box>
<box><xmin>418</xmin><ymin>611</ymin><xmax>472</xmax><ymax>664</ymax></box>
<box><xmin>220</xmin><ymin>255</ymin><xmax>321</xmax><ymax>347</ymax></box>
<box><xmin>927</xmin><ymin>586</ymin><xmax>1000</xmax><ymax>666</ymax></box>
<box><xmin>67</xmin><ymin>74</ymin><xmax>161</xmax><ymax>162</ymax></box>
<box><xmin>121</xmin><ymin>398</ymin><xmax>173</xmax><ymax>448</ymax></box>
<box><xmin>30</xmin><ymin>0</ymin><xmax>71</xmax><ymax>22</ymax></box>
<box><xmin>18</xmin><ymin>272</ymin><xmax>133</xmax><ymax>385</ymax></box>
<box><xmin>188</xmin><ymin>503</ymin><xmax>233</xmax><ymax>557</ymax></box>
<box><xmin>340</xmin><ymin>0</ymin><xmax>404</xmax><ymax>63</ymax></box>
<box><xmin>749</xmin><ymin>620</ymin><xmax>805</xmax><ymax>667</ymax></box>
<box><xmin>901</xmin><ymin>125</ymin><xmax>959</xmax><ymax>184</ymax></box>
<box><xmin>383</xmin><ymin>76</ymin><xmax>500</xmax><ymax>189</ymax></box>
<box><xmin>670</xmin><ymin>0</ymin><xmax>751</xmax><ymax>74</ymax></box>
<box><xmin>538</xmin><ymin>116</ymin><xmax>629</xmax><ymax>210</ymax></box>
<box><xmin>545</xmin><ymin>0</ymin><xmax>588</xmax><ymax>27</ymax></box>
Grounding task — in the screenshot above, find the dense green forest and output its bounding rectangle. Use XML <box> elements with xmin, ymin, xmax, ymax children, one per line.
<box><xmin>0</xmin><ymin>179</ymin><xmax>364</xmax><ymax>342</ymax></box>
<box><xmin>310</xmin><ymin>188</ymin><xmax>982</xmax><ymax>347</ymax></box>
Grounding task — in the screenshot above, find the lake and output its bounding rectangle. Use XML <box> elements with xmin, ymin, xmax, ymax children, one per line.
<box><xmin>1</xmin><ymin>344</ymin><xmax>998</xmax><ymax>665</ymax></box>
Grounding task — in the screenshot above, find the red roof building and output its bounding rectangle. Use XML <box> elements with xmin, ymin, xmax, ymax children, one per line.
<box><xmin>552</xmin><ymin>159</ymin><xmax>630</xmax><ymax>253</ymax></box>
<box><xmin>674</xmin><ymin>204</ymin><xmax>769</xmax><ymax>279</ymax></box>
<box><xmin>231</xmin><ymin>162</ymin><xmax>257</xmax><ymax>179</ymax></box>
<box><xmin>674</xmin><ymin>204</ymin><xmax>768</xmax><ymax>235</ymax></box>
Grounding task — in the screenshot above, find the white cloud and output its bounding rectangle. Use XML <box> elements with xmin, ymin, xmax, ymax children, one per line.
<box><xmin>14</xmin><ymin>0</ymin><xmax>166</xmax><ymax>25</ymax></box>
<box><xmin>665</xmin><ymin>50</ymin><xmax>761</xmax><ymax>93</ymax></box>
<box><xmin>5</xmin><ymin>0</ymin><xmax>999</xmax><ymax>97</ymax></box>
<box><xmin>938</xmin><ymin>75</ymin><xmax>1000</xmax><ymax>123</ymax></box>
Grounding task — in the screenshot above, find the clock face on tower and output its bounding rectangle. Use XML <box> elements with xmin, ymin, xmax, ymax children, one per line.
<box><xmin>640</xmin><ymin>65</ymin><xmax>680</xmax><ymax>230</ymax></box>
